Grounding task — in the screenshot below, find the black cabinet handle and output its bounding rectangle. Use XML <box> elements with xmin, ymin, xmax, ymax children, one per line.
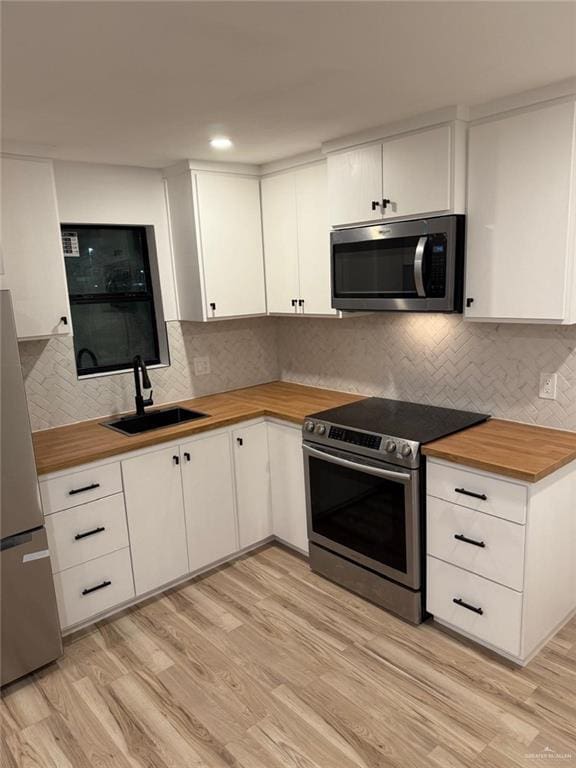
<box><xmin>455</xmin><ymin>487</ymin><xmax>487</xmax><ymax>501</ymax></box>
<box><xmin>371</xmin><ymin>200</ymin><xmax>381</xmax><ymax>211</ymax></box>
<box><xmin>173</xmin><ymin>455</ymin><xmax>180</xmax><ymax>465</ymax></box>
<box><xmin>466</xmin><ymin>298</ymin><xmax>474</xmax><ymax>308</ymax></box>
<box><xmin>382</xmin><ymin>198</ymin><xmax>391</xmax><ymax>209</ymax></box>
<box><xmin>298</xmin><ymin>299</ymin><xmax>304</xmax><ymax>307</ymax></box>
<box><xmin>82</xmin><ymin>580</ymin><xmax>112</xmax><ymax>596</ymax></box>
<box><xmin>60</xmin><ymin>316</ymin><xmax>68</xmax><ymax>325</ymax></box>
<box><xmin>184</xmin><ymin>452</ymin><xmax>191</xmax><ymax>462</ymax></box>
<box><xmin>69</xmin><ymin>483</ymin><xmax>100</xmax><ymax>496</ymax></box>
<box><xmin>291</xmin><ymin>299</ymin><xmax>297</xmax><ymax>307</ymax></box>
<box><xmin>75</xmin><ymin>526</ymin><xmax>105</xmax><ymax>541</ymax></box>
<box><xmin>454</xmin><ymin>533</ymin><xmax>486</xmax><ymax>548</ymax></box>
<box><xmin>236</xmin><ymin>437</ymin><xmax>243</xmax><ymax>446</ymax></box>
<box><xmin>209</xmin><ymin>302</ymin><xmax>216</xmax><ymax>311</ymax></box>
<box><xmin>453</xmin><ymin>597</ymin><xmax>483</xmax><ymax>615</ymax></box>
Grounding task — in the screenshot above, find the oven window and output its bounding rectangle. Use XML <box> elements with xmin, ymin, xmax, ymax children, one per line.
<box><xmin>309</xmin><ymin>456</ymin><xmax>407</xmax><ymax>573</ymax></box>
<box><xmin>333</xmin><ymin>236</ymin><xmax>420</xmax><ymax>298</ymax></box>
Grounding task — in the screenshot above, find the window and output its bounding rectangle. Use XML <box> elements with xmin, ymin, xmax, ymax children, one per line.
<box><xmin>61</xmin><ymin>224</ymin><xmax>168</xmax><ymax>377</ymax></box>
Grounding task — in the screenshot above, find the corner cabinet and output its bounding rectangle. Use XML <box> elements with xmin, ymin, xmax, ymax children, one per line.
<box><xmin>465</xmin><ymin>99</ymin><xmax>576</xmax><ymax>323</ymax></box>
<box><xmin>1</xmin><ymin>155</ymin><xmax>71</xmax><ymax>339</ymax></box>
<box><xmin>165</xmin><ymin>168</ymin><xmax>266</xmax><ymax>320</ymax></box>
<box><xmin>327</xmin><ymin>123</ymin><xmax>465</xmax><ymax>228</ymax></box>
<box><xmin>262</xmin><ymin>162</ymin><xmax>337</xmax><ymax>316</ymax></box>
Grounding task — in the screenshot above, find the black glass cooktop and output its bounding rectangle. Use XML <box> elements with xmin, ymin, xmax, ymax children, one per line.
<box><xmin>310</xmin><ymin>397</ymin><xmax>489</xmax><ymax>445</ymax></box>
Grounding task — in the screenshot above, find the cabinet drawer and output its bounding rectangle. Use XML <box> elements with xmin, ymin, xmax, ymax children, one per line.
<box><xmin>427</xmin><ymin>556</ymin><xmax>522</xmax><ymax>656</ymax></box>
<box><xmin>41</xmin><ymin>462</ymin><xmax>122</xmax><ymax>515</ymax></box>
<box><xmin>427</xmin><ymin>497</ymin><xmax>525</xmax><ymax>591</ymax></box>
<box><xmin>427</xmin><ymin>461</ymin><xmax>527</xmax><ymax>524</ymax></box>
<box><xmin>45</xmin><ymin>494</ymin><xmax>129</xmax><ymax>574</ymax></box>
<box><xmin>53</xmin><ymin>548</ymin><xmax>134</xmax><ymax>630</ymax></box>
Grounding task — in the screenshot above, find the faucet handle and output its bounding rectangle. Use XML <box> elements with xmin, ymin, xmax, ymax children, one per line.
<box><xmin>144</xmin><ymin>389</ymin><xmax>154</xmax><ymax>407</ymax></box>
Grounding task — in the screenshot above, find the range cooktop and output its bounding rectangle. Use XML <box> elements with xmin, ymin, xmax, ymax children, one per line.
<box><xmin>303</xmin><ymin>397</ymin><xmax>489</xmax><ymax>469</ymax></box>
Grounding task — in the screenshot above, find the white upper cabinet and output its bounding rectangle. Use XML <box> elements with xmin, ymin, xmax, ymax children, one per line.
<box><xmin>1</xmin><ymin>156</ymin><xmax>70</xmax><ymax>339</ymax></box>
<box><xmin>465</xmin><ymin>100</ymin><xmax>576</xmax><ymax>323</ymax></box>
<box><xmin>327</xmin><ymin>122</ymin><xmax>464</xmax><ymax>228</ymax></box>
<box><xmin>262</xmin><ymin>161</ymin><xmax>336</xmax><ymax>316</ymax></box>
<box><xmin>327</xmin><ymin>143</ymin><xmax>383</xmax><ymax>227</ymax></box>
<box><xmin>261</xmin><ymin>171</ymin><xmax>299</xmax><ymax>314</ymax></box>
<box><xmin>165</xmin><ymin>168</ymin><xmax>266</xmax><ymax>321</ymax></box>
<box><xmin>380</xmin><ymin>125</ymin><xmax>451</xmax><ymax>220</ymax></box>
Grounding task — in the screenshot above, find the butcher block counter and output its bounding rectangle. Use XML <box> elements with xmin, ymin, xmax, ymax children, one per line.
<box><xmin>423</xmin><ymin>418</ymin><xmax>576</xmax><ymax>483</ymax></box>
<box><xmin>33</xmin><ymin>381</ymin><xmax>364</xmax><ymax>475</ymax></box>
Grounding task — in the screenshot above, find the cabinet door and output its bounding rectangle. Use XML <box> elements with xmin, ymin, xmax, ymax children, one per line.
<box><xmin>261</xmin><ymin>172</ymin><xmax>300</xmax><ymax>313</ymax></box>
<box><xmin>1</xmin><ymin>156</ymin><xmax>70</xmax><ymax>339</ymax></box>
<box><xmin>122</xmin><ymin>447</ymin><xmax>189</xmax><ymax>595</ymax></box>
<box><xmin>268</xmin><ymin>423</ymin><xmax>308</xmax><ymax>553</ymax></box>
<box><xmin>195</xmin><ymin>174</ymin><xmax>266</xmax><ymax>318</ymax></box>
<box><xmin>381</xmin><ymin>125</ymin><xmax>451</xmax><ymax>219</ymax></box>
<box><xmin>296</xmin><ymin>163</ymin><xmax>337</xmax><ymax>316</ymax></box>
<box><xmin>233</xmin><ymin>423</ymin><xmax>271</xmax><ymax>549</ymax></box>
<box><xmin>180</xmin><ymin>432</ymin><xmax>238</xmax><ymax>571</ymax></box>
<box><xmin>466</xmin><ymin>101</ymin><xmax>575</xmax><ymax>321</ymax></box>
<box><xmin>327</xmin><ymin>144</ymin><xmax>382</xmax><ymax>227</ymax></box>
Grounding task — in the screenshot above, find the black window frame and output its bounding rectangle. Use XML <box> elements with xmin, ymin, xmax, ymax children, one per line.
<box><xmin>62</xmin><ymin>223</ymin><xmax>165</xmax><ymax>377</ymax></box>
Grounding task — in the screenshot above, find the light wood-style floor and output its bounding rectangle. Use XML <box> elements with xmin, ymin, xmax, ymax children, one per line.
<box><xmin>2</xmin><ymin>545</ymin><xmax>576</xmax><ymax>768</ymax></box>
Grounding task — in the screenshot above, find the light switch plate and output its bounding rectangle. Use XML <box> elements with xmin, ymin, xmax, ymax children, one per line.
<box><xmin>539</xmin><ymin>372</ymin><xmax>557</xmax><ymax>400</ymax></box>
<box><xmin>193</xmin><ymin>356</ymin><xmax>211</xmax><ymax>376</ymax></box>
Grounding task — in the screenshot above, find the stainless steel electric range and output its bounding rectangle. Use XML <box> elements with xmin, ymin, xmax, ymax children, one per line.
<box><xmin>302</xmin><ymin>398</ymin><xmax>489</xmax><ymax>624</ymax></box>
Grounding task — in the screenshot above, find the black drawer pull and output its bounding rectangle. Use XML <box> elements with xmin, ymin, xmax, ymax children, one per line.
<box><xmin>75</xmin><ymin>526</ymin><xmax>105</xmax><ymax>541</ymax></box>
<box><xmin>82</xmin><ymin>580</ymin><xmax>111</xmax><ymax>596</ymax></box>
<box><xmin>173</xmin><ymin>455</ymin><xmax>180</xmax><ymax>465</ymax></box>
<box><xmin>455</xmin><ymin>487</ymin><xmax>487</xmax><ymax>501</ymax></box>
<box><xmin>184</xmin><ymin>452</ymin><xmax>191</xmax><ymax>462</ymax></box>
<box><xmin>69</xmin><ymin>482</ymin><xmax>100</xmax><ymax>496</ymax></box>
<box><xmin>453</xmin><ymin>597</ymin><xmax>483</xmax><ymax>615</ymax></box>
<box><xmin>454</xmin><ymin>533</ymin><xmax>486</xmax><ymax>548</ymax></box>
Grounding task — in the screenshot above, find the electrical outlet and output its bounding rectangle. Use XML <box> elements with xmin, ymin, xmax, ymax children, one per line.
<box><xmin>193</xmin><ymin>356</ymin><xmax>211</xmax><ymax>376</ymax></box>
<box><xmin>539</xmin><ymin>372</ymin><xmax>557</xmax><ymax>400</ymax></box>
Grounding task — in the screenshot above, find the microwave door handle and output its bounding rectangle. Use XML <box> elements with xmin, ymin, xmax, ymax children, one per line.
<box><xmin>303</xmin><ymin>444</ymin><xmax>411</xmax><ymax>484</ymax></box>
<box><xmin>414</xmin><ymin>236</ymin><xmax>428</xmax><ymax>297</ymax></box>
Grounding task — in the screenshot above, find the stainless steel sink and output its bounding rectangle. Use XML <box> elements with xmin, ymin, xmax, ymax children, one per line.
<box><xmin>103</xmin><ymin>407</ymin><xmax>208</xmax><ymax>435</ymax></box>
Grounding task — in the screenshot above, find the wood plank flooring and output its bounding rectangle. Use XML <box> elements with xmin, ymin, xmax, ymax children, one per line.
<box><xmin>2</xmin><ymin>545</ymin><xmax>576</xmax><ymax>767</ymax></box>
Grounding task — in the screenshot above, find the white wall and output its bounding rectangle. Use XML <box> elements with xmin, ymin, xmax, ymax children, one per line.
<box><xmin>53</xmin><ymin>161</ymin><xmax>177</xmax><ymax>320</ymax></box>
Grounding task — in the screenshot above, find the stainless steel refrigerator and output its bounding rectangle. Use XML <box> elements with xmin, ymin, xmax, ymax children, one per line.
<box><xmin>1</xmin><ymin>290</ymin><xmax>62</xmax><ymax>686</ymax></box>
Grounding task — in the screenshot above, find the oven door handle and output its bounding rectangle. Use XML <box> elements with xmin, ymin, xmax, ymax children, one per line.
<box><xmin>304</xmin><ymin>445</ymin><xmax>411</xmax><ymax>484</ymax></box>
<box><xmin>414</xmin><ymin>236</ymin><xmax>428</xmax><ymax>297</ymax></box>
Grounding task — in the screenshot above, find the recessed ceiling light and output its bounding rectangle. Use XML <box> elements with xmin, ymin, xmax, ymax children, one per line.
<box><xmin>210</xmin><ymin>137</ymin><xmax>233</xmax><ymax>150</ymax></box>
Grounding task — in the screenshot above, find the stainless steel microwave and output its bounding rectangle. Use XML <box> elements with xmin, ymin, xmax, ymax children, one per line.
<box><xmin>331</xmin><ymin>215</ymin><xmax>465</xmax><ymax>312</ymax></box>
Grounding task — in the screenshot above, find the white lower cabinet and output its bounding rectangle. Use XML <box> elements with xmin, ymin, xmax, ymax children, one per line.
<box><xmin>42</xmin><ymin>417</ymin><xmax>311</xmax><ymax>632</ymax></box>
<box><xmin>426</xmin><ymin>457</ymin><xmax>576</xmax><ymax>664</ymax></box>
<box><xmin>53</xmin><ymin>548</ymin><xmax>134</xmax><ymax>630</ymax></box>
<box><xmin>122</xmin><ymin>446</ymin><xmax>189</xmax><ymax>596</ymax></box>
<box><xmin>233</xmin><ymin>422</ymin><xmax>272</xmax><ymax>549</ymax></box>
<box><xmin>180</xmin><ymin>432</ymin><xmax>238</xmax><ymax>571</ymax></box>
<box><xmin>268</xmin><ymin>422</ymin><xmax>308</xmax><ymax>553</ymax></box>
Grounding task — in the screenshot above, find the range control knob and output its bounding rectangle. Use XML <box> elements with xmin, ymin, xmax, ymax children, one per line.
<box><xmin>304</xmin><ymin>421</ymin><xmax>315</xmax><ymax>433</ymax></box>
<box><xmin>315</xmin><ymin>424</ymin><xmax>327</xmax><ymax>435</ymax></box>
<box><xmin>400</xmin><ymin>444</ymin><xmax>413</xmax><ymax>458</ymax></box>
<box><xmin>385</xmin><ymin>440</ymin><xmax>397</xmax><ymax>453</ymax></box>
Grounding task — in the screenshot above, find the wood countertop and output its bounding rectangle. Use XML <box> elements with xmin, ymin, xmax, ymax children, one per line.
<box><xmin>33</xmin><ymin>381</ymin><xmax>364</xmax><ymax>476</ymax></box>
<box><xmin>422</xmin><ymin>418</ymin><xmax>576</xmax><ymax>483</ymax></box>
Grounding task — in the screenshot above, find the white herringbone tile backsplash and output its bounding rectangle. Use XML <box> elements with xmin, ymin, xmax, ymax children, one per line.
<box><xmin>20</xmin><ymin>320</ymin><xmax>279</xmax><ymax>431</ymax></box>
<box><xmin>20</xmin><ymin>313</ymin><xmax>576</xmax><ymax>432</ymax></box>
<box><xmin>277</xmin><ymin>314</ymin><xmax>576</xmax><ymax>429</ymax></box>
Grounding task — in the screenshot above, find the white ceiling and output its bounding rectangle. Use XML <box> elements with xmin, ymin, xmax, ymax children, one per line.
<box><xmin>2</xmin><ymin>2</ymin><xmax>575</xmax><ymax>168</ymax></box>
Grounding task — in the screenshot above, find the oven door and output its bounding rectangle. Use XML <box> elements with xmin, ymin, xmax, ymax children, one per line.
<box><xmin>303</xmin><ymin>442</ymin><xmax>420</xmax><ymax>589</ymax></box>
<box><xmin>331</xmin><ymin>216</ymin><xmax>461</xmax><ymax>312</ymax></box>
